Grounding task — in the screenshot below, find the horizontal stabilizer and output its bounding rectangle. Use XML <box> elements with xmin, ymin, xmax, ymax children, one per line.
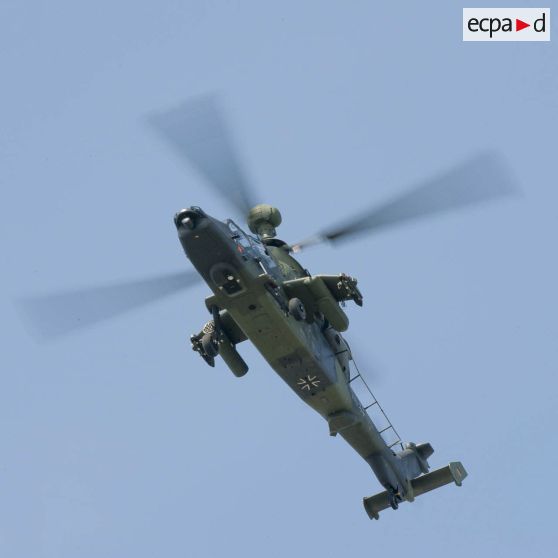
<box><xmin>363</xmin><ymin>461</ymin><xmax>467</xmax><ymax>520</ymax></box>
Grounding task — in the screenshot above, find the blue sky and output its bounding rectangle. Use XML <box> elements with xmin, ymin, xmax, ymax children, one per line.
<box><xmin>1</xmin><ymin>1</ymin><xmax>557</xmax><ymax>556</ymax></box>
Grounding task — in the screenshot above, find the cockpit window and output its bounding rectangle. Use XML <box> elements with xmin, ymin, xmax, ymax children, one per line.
<box><xmin>227</xmin><ymin>220</ymin><xmax>241</xmax><ymax>236</ymax></box>
<box><xmin>227</xmin><ymin>220</ymin><xmax>251</xmax><ymax>248</ymax></box>
<box><xmin>226</xmin><ymin>219</ymin><xmax>277</xmax><ymax>270</ymax></box>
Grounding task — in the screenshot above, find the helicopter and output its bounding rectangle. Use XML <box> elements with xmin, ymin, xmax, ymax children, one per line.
<box><xmin>19</xmin><ymin>95</ymin><xmax>517</xmax><ymax>519</ymax></box>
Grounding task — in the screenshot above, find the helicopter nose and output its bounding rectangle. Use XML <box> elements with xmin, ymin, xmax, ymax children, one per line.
<box><xmin>174</xmin><ymin>207</ymin><xmax>207</xmax><ymax>230</ymax></box>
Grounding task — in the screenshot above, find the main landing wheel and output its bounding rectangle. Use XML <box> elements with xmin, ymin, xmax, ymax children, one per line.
<box><xmin>288</xmin><ymin>298</ymin><xmax>307</xmax><ymax>321</ymax></box>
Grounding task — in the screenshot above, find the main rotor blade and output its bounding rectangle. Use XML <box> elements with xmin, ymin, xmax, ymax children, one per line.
<box><xmin>148</xmin><ymin>95</ymin><xmax>257</xmax><ymax>217</ymax></box>
<box><xmin>17</xmin><ymin>270</ymin><xmax>201</xmax><ymax>340</ymax></box>
<box><xmin>293</xmin><ymin>152</ymin><xmax>517</xmax><ymax>250</ymax></box>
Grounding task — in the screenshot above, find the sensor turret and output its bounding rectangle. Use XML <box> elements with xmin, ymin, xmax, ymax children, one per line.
<box><xmin>247</xmin><ymin>204</ymin><xmax>282</xmax><ymax>239</ymax></box>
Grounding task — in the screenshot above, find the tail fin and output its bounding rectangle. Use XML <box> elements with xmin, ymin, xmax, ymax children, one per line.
<box><xmin>363</xmin><ymin>461</ymin><xmax>467</xmax><ymax>520</ymax></box>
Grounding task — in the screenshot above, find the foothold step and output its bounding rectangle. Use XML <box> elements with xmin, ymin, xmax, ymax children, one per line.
<box><xmin>327</xmin><ymin>410</ymin><xmax>358</xmax><ymax>436</ymax></box>
<box><xmin>363</xmin><ymin>461</ymin><xmax>468</xmax><ymax>520</ymax></box>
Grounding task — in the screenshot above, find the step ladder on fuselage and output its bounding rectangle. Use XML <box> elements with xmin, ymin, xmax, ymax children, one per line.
<box><xmin>347</xmin><ymin>357</ymin><xmax>404</xmax><ymax>452</ymax></box>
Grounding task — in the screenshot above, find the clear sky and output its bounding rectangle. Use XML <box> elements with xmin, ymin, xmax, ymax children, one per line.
<box><xmin>1</xmin><ymin>1</ymin><xmax>557</xmax><ymax>556</ymax></box>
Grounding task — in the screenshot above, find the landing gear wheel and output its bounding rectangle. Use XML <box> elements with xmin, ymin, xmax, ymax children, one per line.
<box><xmin>387</xmin><ymin>488</ymin><xmax>400</xmax><ymax>510</ymax></box>
<box><xmin>288</xmin><ymin>298</ymin><xmax>306</xmax><ymax>321</ymax></box>
<box><xmin>201</xmin><ymin>332</ymin><xmax>219</xmax><ymax>358</ymax></box>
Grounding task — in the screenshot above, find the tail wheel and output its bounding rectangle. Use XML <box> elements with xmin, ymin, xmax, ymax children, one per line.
<box><xmin>288</xmin><ymin>298</ymin><xmax>307</xmax><ymax>321</ymax></box>
<box><xmin>388</xmin><ymin>488</ymin><xmax>401</xmax><ymax>510</ymax></box>
<box><xmin>201</xmin><ymin>332</ymin><xmax>219</xmax><ymax>358</ymax></box>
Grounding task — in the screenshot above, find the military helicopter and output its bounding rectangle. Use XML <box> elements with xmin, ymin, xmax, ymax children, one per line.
<box><xmin>20</xmin><ymin>95</ymin><xmax>516</xmax><ymax>519</ymax></box>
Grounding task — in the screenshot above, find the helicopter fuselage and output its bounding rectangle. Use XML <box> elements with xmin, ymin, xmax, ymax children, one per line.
<box><xmin>174</xmin><ymin>206</ymin><xmax>424</xmax><ymax>500</ymax></box>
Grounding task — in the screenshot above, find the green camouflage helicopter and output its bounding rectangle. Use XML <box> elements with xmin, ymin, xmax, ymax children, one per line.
<box><xmin>21</xmin><ymin>96</ymin><xmax>516</xmax><ymax>519</ymax></box>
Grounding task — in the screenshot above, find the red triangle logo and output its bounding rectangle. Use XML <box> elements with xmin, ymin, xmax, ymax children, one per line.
<box><xmin>516</xmin><ymin>19</ymin><xmax>530</xmax><ymax>31</ymax></box>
